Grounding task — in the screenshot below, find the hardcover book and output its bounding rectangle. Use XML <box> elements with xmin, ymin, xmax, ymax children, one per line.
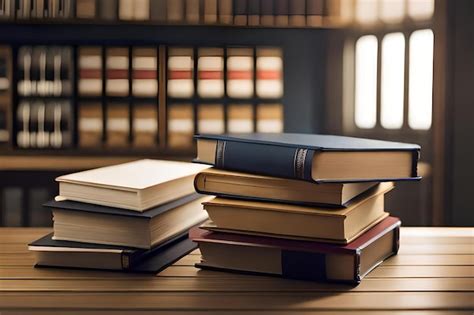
<box><xmin>194</xmin><ymin>133</ymin><xmax>421</xmax><ymax>183</ymax></box>
<box><xmin>200</xmin><ymin>182</ymin><xmax>393</xmax><ymax>243</ymax></box>
<box><xmin>56</xmin><ymin>159</ymin><xmax>210</xmax><ymax>211</ymax></box>
<box><xmin>194</xmin><ymin>168</ymin><xmax>376</xmax><ymax>206</ymax></box>
<box><xmin>29</xmin><ymin>230</ymin><xmax>196</xmax><ymax>272</ymax></box>
<box><xmin>191</xmin><ymin>216</ymin><xmax>401</xmax><ymax>283</ymax></box>
<box><xmin>46</xmin><ymin>193</ymin><xmax>211</xmax><ymax>248</ymax></box>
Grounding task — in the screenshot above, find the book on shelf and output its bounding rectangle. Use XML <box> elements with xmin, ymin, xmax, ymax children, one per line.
<box><xmin>247</xmin><ymin>0</ymin><xmax>259</xmax><ymax>26</ymax></box>
<box><xmin>233</xmin><ymin>0</ymin><xmax>247</xmax><ymax>25</ymax></box>
<box><xmin>106</xmin><ymin>48</ymin><xmax>129</xmax><ymax>96</ymax></box>
<box><xmin>260</xmin><ymin>0</ymin><xmax>274</xmax><ymax>26</ymax></box>
<box><xmin>106</xmin><ymin>102</ymin><xmax>129</xmax><ymax>147</ymax></box>
<box><xmin>306</xmin><ymin>0</ymin><xmax>324</xmax><ymax>26</ymax></box>
<box><xmin>78</xmin><ymin>47</ymin><xmax>103</xmax><ymax>96</ymax></box>
<box><xmin>78</xmin><ymin>102</ymin><xmax>103</xmax><ymax>148</ymax></box>
<box><xmin>0</xmin><ymin>0</ymin><xmax>14</xmax><ymax>18</ymax></box>
<box><xmin>29</xmin><ymin>230</ymin><xmax>197</xmax><ymax>272</ymax></box>
<box><xmin>0</xmin><ymin>46</ymin><xmax>11</xmax><ymax>144</ymax></box>
<box><xmin>203</xmin><ymin>0</ymin><xmax>217</xmax><ymax>24</ymax></box>
<box><xmin>16</xmin><ymin>101</ymin><xmax>72</xmax><ymax>149</ymax></box>
<box><xmin>133</xmin><ymin>0</ymin><xmax>150</xmax><ymax>20</ymax></box>
<box><xmin>227</xmin><ymin>47</ymin><xmax>254</xmax><ymax>98</ymax></box>
<box><xmin>194</xmin><ymin>168</ymin><xmax>377</xmax><ymax>206</ymax></box>
<box><xmin>191</xmin><ymin>216</ymin><xmax>401</xmax><ymax>283</ymax></box>
<box><xmin>76</xmin><ymin>0</ymin><xmax>96</xmax><ymax>19</ymax></box>
<box><xmin>194</xmin><ymin>133</ymin><xmax>421</xmax><ymax>183</ymax></box>
<box><xmin>167</xmin><ymin>0</ymin><xmax>184</xmax><ymax>22</ymax></box>
<box><xmin>256</xmin><ymin>104</ymin><xmax>283</xmax><ymax>133</ymax></box>
<box><xmin>56</xmin><ymin>159</ymin><xmax>210</xmax><ymax>211</ymax></box>
<box><xmin>289</xmin><ymin>0</ymin><xmax>305</xmax><ymax>26</ymax></box>
<box><xmin>167</xmin><ymin>47</ymin><xmax>194</xmax><ymax>98</ymax></box>
<box><xmin>197</xmin><ymin>48</ymin><xmax>224</xmax><ymax>98</ymax></box>
<box><xmin>167</xmin><ymin>104</ymin><xmax>194</xmax><ymax>149</ymax></box>
<box><xmin>99</xmin><ymin>0</ymin><xmax>118</xmax><ymax>20</ymax></box>
<box><xmin>274</xmin><ymin>0</ymin><xmax>289</xmax><ymax>26</ymax></box>
<box><xmin>218</xmin><ymin>0</ymin><xmax>232</xmax><ymax>24</ymax></box>
<box><xmin>119</xmin><ymin>0</ymin><xmax>134</xmax><ymax>20</ymax></box>
<box><xmin>150</xmin><ymin>0</ymin><xmax>167</xmax><ymax>22</ymax></box>
<box><xmin>133</xmin><ymin>103</ymin><xmax>158</xmax><ymax>147</ymax></box>
<box><xmin>17</xmin><ymin>46</ymin><xmax>73</xmax><ymax>97</ymax></box>
<box><xmin>227</xmin><ymin>104</ymin><xmax>253</xmax><ymax>133</ymax></box>
<box><xmin>132</xmin><ymin>47</ymin><xmax>158</xmax><ymax>97</ymax></box>
<box><xmin>256</xmin><ymin>48</ymin><xmax>283</xmax><ymax>98</ymax></box>
<box><xmin>200</xmin><ymin>182</ymin><xmax>393</xmax><ymax>243</ymax></box>
<box><xmin>197</xmin><ymin>104</ymin><xmax>224</xmax><ymax>135</ymax></box>
<box><xmin>185</xmin><ymin>0</ymin><xmax>200</xmax><ymax>23</ymax></box>
<box><xmin>46</xmin><ymin>193</ymin><xmax>210</xmax><ymax>248</ymax></box>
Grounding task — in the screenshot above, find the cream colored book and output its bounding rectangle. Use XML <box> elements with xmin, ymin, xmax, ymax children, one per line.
<box><xmin>56</xmin><ymin>159</ymin><xmax>210</xmax><ymax>211</ymax></box>
<box><xmin>202</xmin><ymin>182</ymin><xmax>394</xmax><ymax>244</ymax></box>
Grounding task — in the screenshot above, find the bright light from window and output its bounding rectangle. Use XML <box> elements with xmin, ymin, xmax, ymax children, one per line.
<box><xmin>380</xmin><ymin>0</ymin><xmax>405</xmax><ymax>23</ymax></box>
<box><xmin>409</xmin><ymin>29</ymin><xmax>434</xmax><ymax>130</ymax></box>
<box><xmin>381</xmin><ymin>33</ymin><xmax>405</xmax><ymax>129</ymax></box>
<box><xmin>356</xmin><ymin>0</ymin><xmax>378</xmax><ymax>24</ymax></box>
<box><xmin>408</xmin><ymin>0</ymin><xmax>435</xmax><ymax>20</ymax></box>
<box><xmin>355</xmin><ymin>35</ymin><xmax>378</xmax><ymax>129</ymax></box>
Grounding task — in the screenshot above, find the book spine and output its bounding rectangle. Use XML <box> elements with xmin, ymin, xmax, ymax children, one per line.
<box><xmin>167</xmin><ymin>0</ymin><xmax>184</xmax><ymax>22</ymax></box>
<box><xmin>306</xmin><ymin>0</ymin><xmax>323</xmax><ymax>26</ymax></box>
<box><xmin>185</xmin><ymin>0</ymin><xmax>199</xmax><ymax>23</ymax></box>
<box><xmin>150</xmin><ymin>0</ymin><xmax>167</xmax><ymax>22</ymax></box>
<box><xmin>247</xmin><ymin>0</ymin><xmax>259</xmax><ymax>26</ymax></box>
<box><xmin>203</xmin><ymin>0</ymin><xmax>217</xmax><ymax>24</ymax></box>
<box><xmin>99</xmin><ymin>0</ymin><xmax>117</xmax><ymax>20</ymax></box>
<box><xmin>0</xmin><ymin>46</ymin><xmax>12</xmax><ymax>145</ymax></box>
<box><xmin>288</xmin><ymin>0</ymin><xmax>305</xmax><ymax>26</ymax></box>
<box><xmin>207</xmin><ymin>139</ymin><xmax>315</xmax><ymax>181</ymax></box>
<box><xmin>76</xmin><ymin>0</ymin><xmax>96</xmax><ymax>19</ymax></box>
<box><xmin>274</xmin><ymin>0</ymin><xmax>288</xmax><ymax>26</ymax></box>
<box><xmin>259</xmin><ymin>0</ymin><xmax>273</xmax><ymax>26</ymax></box>
<box><xmin>218</xmin><ymin>0</ymin><xmax>232</xmax><ymax>24</ymax></box>
<box><xmin>233</xmin><ymin>0</ymin><xmax>247</xmax><ymax>25</ymax></box>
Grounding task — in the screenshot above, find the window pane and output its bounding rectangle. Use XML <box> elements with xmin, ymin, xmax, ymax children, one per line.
<box><xmin>408</xmin><ymin>0</ymin><xmax>435</xmax><ymax>20</ymax></box>
<box><xmin>381</xmin><ymin>33</ymin><xmax>405</xmax><ymax>129</ymax></box>
<box><xmin>355</xmin><ymin>0</ymin><xmax>378</xmax><ymax>24</ymax></box>
<box><xmin>355</xmin><ymin>35</ymin><xmax>378</xmax><ymax>129</ymax></box>
<box><xmin>409</xmin><ymin>29</ymin><xmax>434</xmax><ymax>130</ymax></box>
<box><xmin>380</xmin><ymin>0</ymin><xmax>405</xmax><ymax>23</ymax></box>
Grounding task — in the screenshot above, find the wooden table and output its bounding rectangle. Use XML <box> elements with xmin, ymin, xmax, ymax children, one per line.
<box><xmin>0</xmin><ymin>227</ymin><xmax>473</xmax><ymax>314</ymax></box>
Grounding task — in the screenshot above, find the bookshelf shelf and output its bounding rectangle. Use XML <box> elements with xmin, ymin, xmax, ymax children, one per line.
<box><xmin>0</xmin><ymin>154</ymin><xmax>192</xmax><ymax>171</ymax></box>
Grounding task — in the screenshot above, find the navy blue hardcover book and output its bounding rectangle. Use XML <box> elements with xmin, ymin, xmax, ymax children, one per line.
<box><xmin>193</xmin><ymin>133</ymin><xmax>421</xmax><ymax>183</ymax></box>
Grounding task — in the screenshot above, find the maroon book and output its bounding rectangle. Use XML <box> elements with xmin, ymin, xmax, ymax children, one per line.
<box><xmin>191</xmin><ymin>216</ymin><xmax>401</xmax><ymax>283</ymax></box>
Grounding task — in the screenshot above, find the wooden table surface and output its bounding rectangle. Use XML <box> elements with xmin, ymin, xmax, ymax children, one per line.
<box><xmin>0</xmin><ymin>227</ymin><xmax>473</xmax><ymax>314</ymax></box>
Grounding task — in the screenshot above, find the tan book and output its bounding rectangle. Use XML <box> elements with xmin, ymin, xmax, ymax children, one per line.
<box><xmin>218</xmin><ymin>0</ymin><xmax>232</xmax><ymax>24</ymax></box>
<box><xmin>194</xmin><ymin>168</ymin><xmax>376</xmax><ymax>206</ymax></box>
<box><xmin>106</xmin><ymin>103</ymin><xmax>129</xmax><ymax>147</ymax></box>
<box><xmin>76</xmin><ymin>0</ymin><xmax>96</xmax><ymax>19</ymax></box>
<box><xmin>133</xmin><ymin>103</ymin><xmax>158</xmax><ymax>147</ymax></box>
<box><xmin>106</xmin><ymin>48</ymin><xmax>129</xmax><ymax>96</ymax></box>
<box><xmin>185</xmin><ymin>0</ymin><xmax>199</xmax><ymax>23</ymax></box>
<box><xmin>78</xmin><ymin>102</ymin><xmax>103</xmax><ymax>147</ymax></box>
<box><xmin>202</xmin><ymin>182</ymin><xmax>394</xmax><ymax>243</ymax></box>
<box><xmin>167</xmin><ymin>104</ymin><xmax>194</xmax><ymax>149</ymax></box>
<box><xmin>203</xmin><ymin>0</ymin><xmax>217</xmax><ymax>23</ymax></box>
<box><xmin>56</xmin><ymin>159</ymin><xmax>210</xmax><ymax>211</ymax></box>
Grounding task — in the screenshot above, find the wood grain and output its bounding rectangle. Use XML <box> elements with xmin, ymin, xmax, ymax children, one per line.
<box><xmin>0</xmin><ymin>227</ymin><xmax>472</xmax><ymax>312</ymax></box>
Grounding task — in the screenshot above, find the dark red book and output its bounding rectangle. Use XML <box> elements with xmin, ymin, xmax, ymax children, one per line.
<box><xmin>191</xmin><ymin>216</ymin><xmax>401</xmax><ymax>283</ymax></box>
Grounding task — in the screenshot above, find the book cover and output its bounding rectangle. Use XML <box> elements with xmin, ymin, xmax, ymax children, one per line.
<box><xmin>194</xmin><ymin>133</ymin><xmax>421</xmax><ymax>183</ymax></box>
<box><xmin>191</xmin><ymin>216</ymin><xmax>401</xmax><ymax>283</ymax></box>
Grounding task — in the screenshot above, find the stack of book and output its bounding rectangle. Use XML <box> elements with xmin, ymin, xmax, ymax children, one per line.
<box><xmin>28</xmin><ymin>159</ymin><xmax>211</xmax><ymax>272</ymax></box>
<box><xmin>191</xmin><ymin>133</ymin><xmax>420</xmax><ymax>283</ymax></box>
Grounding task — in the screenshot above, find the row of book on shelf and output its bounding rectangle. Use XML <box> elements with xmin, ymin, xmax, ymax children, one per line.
<box><xmin>2</xmin><ymin>0</ymin><xmax>348</xmax><ymax>26</ymax></box>
<box><xmin>29</xmin><ymin>132</ymin><xmax>421</xmax><ymax>283</ymax></box>
<box><xmin>0</xmin><ymin>44</ymin><xmax>283</xmax><ymax>149</ymax></box>
<box><xmin>14</xmin><ymin>46</ymin><xmax>283</xmax><ymax>98</ymax></box>
<box><xmin>14</xmin><ymin>101</ymin><xmax>283</xmax><ymax>149</ymax></box>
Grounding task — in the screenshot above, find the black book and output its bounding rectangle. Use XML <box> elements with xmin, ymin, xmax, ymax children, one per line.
<box><xmin>29</xmin><ymin>231</ymin><xmax>196</xmax><ymax>272</ymax></box>
<box><xmin>194</xmin><ymin>133</ymin><xmax>421</xmax><ymax>183</ymax></box>
<box><xmin>45</xmin><ymin>193</ymin><xmax>210</xmax><ymax>249</ymax></box>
